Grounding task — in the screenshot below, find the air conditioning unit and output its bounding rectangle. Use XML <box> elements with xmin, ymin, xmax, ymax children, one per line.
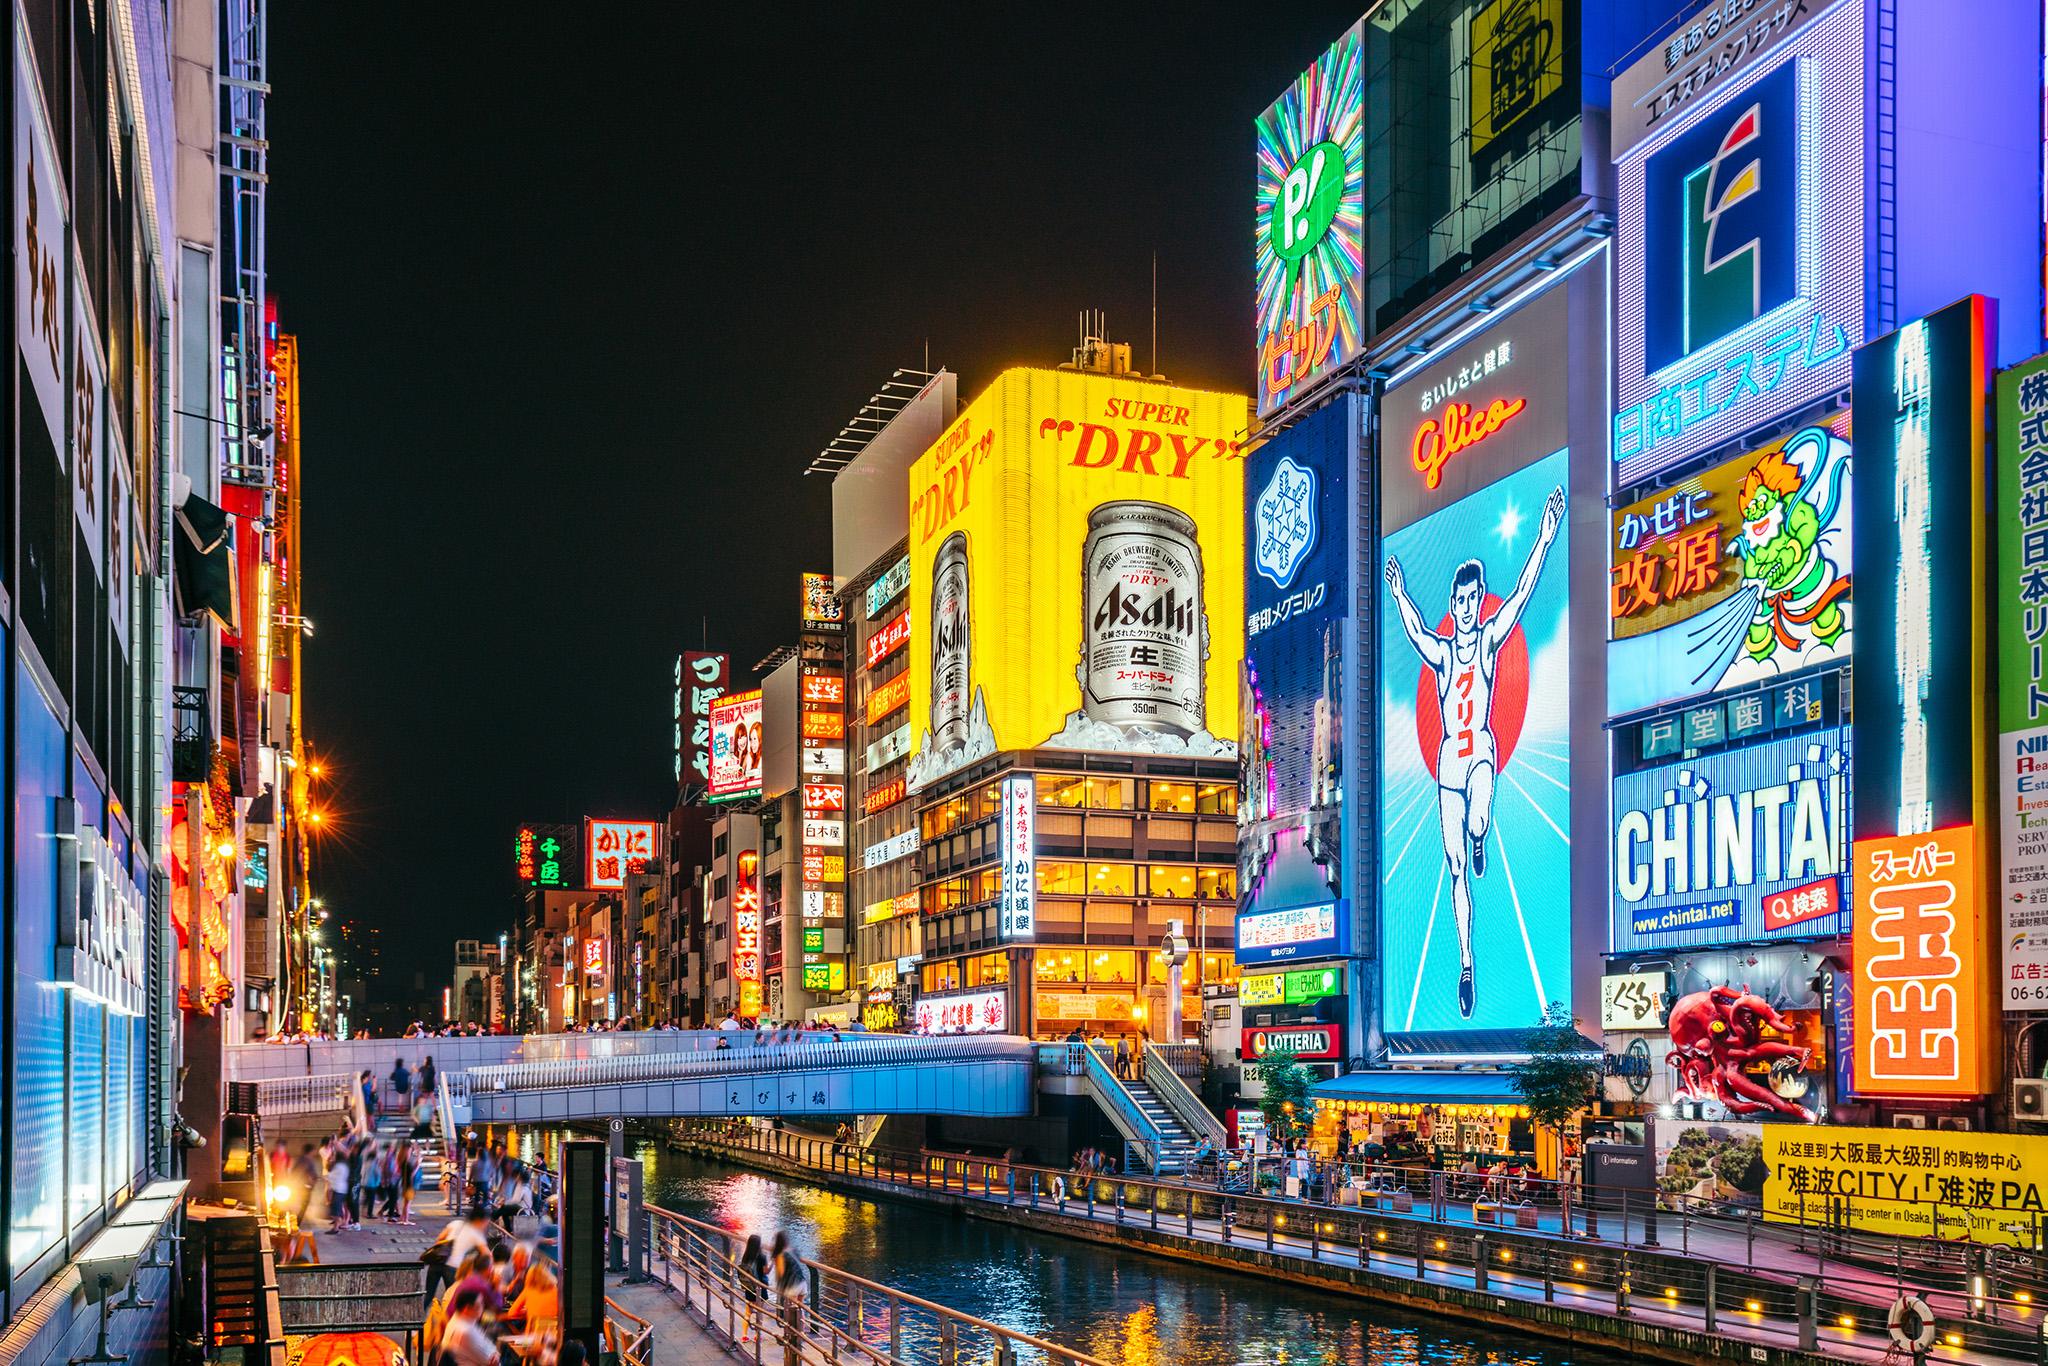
<box><xmin>2013</xmin><ymin>1078</ymin><xmax>2048</xmax><ymax>1121</ymax></box>
<box><xmin>1891</xmin><ymin>1113</ymin><xmax>1929</xmax><ymax>1129</ymax></box>
<box><xmin>1935</xmin><ymin>1115</ymin><xmax>1973</xmax><ymax>1132</ymax></box>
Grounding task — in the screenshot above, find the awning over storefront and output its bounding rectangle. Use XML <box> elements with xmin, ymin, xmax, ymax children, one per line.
<box><xmin>173</xmin><ymin>492</ymin><xmax>238</xmax><ymax>629</ymax></box>
<box><xmin>1312</xmin><ymin>1070</ymin><xmax>1523</xmax><ymax>1107</ymax></box>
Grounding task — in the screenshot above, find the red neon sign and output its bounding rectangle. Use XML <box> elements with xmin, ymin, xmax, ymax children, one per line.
<box><xmin>866</xmin><ymin>610</ymin><xmax>910</xmax><ymax>669</ymax></box>
<box><xmin>1410</xmin><ymin>396</ymin><xmax>1528</xmax><ymax>490</ymax></box>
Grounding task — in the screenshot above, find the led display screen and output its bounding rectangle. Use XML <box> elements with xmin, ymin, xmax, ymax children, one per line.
<box><xmin>1608</xmin><ymin>420</ymin><xmax>1852</xmax><ymax>717</ymax></box>
<box><xmin>1379</xmin><ymin>447</ymin><xmax>1570</xmax><ymax>1033</ymax></box>
<box><xmin>1611</xmin><ymin>0</ymin><xmax>1865</xmax><ymax>484</ymax></box>
<box><xmin>1611</xmin><ymin>728</ymin><xmax>1849</xmax><ymax>952</ymax></box>
<box><xmin>1241</xmin><ymin>396</ymin><xmax>1352</xmax><ymax>926</ymax></box>
<box><xmin>1998</xmin><ymin>352</ymin><xmax>2048</xmax><ymax>1007</ymax></box>
<box><xmin>707</xmin><ymin>689</ymin><xmax>764</xmax><ymax>801</ymax></box>
<box><xmin>905</xmin><ymin>369</ymin><xmax>1246</xmax><ymax>792</ymax></box>
<box><xmin>1253</xmin><ymin>22</ymin><xmax>1365</xmax><ymax>417</ymax></box>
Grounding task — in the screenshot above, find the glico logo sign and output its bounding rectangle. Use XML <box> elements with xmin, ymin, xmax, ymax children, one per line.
<box><xmin>1410</xmin><ymin>395</ymin><xmax>1527</xmax><ymax>490</ymax></box>
<box><xmin>1644</xmin><ymin>60</ymin><xmax>1799</xmax><ymax>373</ymax></box>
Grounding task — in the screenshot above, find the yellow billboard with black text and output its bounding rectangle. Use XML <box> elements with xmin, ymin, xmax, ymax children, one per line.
<box><xmin>1761</xmin><ymin>1123</ymin><xmax>2048</xmax><ymax>1247</ymax></box>
<box><xmin>906</xmin><ymin>368</ymin><xmax>1247</xmax><ymax>791</ymax></box>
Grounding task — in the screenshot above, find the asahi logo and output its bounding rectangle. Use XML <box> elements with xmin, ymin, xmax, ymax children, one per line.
<box><xmin>1091</xmin><ymin>580</ymin><xmax>1198</xmax><ymax>640</ymax></box>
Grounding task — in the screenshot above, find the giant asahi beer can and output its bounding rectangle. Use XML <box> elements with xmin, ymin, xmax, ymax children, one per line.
<box><xmin>929</xmin><ymin>530</ymin><xmax>972</xmax><ymax>752</ymax></box>
<box><xmin>1081</xmin><ymin>500</ymin><xmax>1208</xmax><ymax>735</ymax></box>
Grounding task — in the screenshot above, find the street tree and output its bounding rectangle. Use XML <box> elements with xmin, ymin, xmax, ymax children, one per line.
<box><xmin>1510</xmin><ymin>1000</ymin><xmax>1600</xmax><ymax>1153</ymax></box>
<box><xmin>1250</xmin><ymin>1047</ymin><xmax>1317</xmax><ymax>1145</ymax></box>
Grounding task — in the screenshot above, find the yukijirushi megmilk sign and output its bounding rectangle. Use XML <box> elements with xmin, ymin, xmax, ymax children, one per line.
<box><xmin>1998</xmin><ymin>352</ymin><xmax>2048</xmax><ymax>1006</ymax></box>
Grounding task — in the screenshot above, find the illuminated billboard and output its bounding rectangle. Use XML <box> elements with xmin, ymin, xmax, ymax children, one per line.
<box><xmin>802</xmin><ymin>572</ymin><xmax>843</xmax><ymax>628</ymax></box>
<box><xmin>733</xmin><ymin>850</ymin><xmax>762</xmax><ymax>1018</ymax></box>
<box><xmin>676</xmin><ymin>651</ymin><xmax>729</xmax><ymax>787</ymax></box>
<box><xmin>585</xmin><ymin>819</ymin><xmax>658</xmax><ymax>890</ymax></box>
<box><xmin>1240</xmin><ymin>395</ymin><xmax>1351</xmax><ymax>925</ymax></box>
<box><xmin>1253</xmin><ymin>22</ymin><xmax>1364</xmax><ymax>417</ymax></box>
<box><xmin>515</xmin><ymin>822</ymin><xmax>576</xmax><ymax>889</ymax></box>
<box><xmin>1234</xmin><ymin>901</ymin><xmax>1344</xmax><ymax>967</ymax></box>
<box><xmin>1611</xmin><ymin>0</ymin><xmax>1865</xmax><ymax>484</ymax></box>
<box><xmin>707</xmin><ymin>689</ymin><xmax>764</xmax><ymax>801</ymax></box>
<box><xmin>1611</xmin><ymin>728</ymin><xmax>1849</xmax><ymax>952</ymax></box>
<box><xmin>1608</xmin><ymin>421</ymin><xmax>1852</xmax><ymax>717</ymax></box>
<box><xmin>1998</xmin><ymin>353</ymin><xmax>2048</xmax><ymax>1006</ymax></box>
<box><xmin>1847</xmin><ymin>297</ymin><xmax>1994</xmax><ymax>1095</ymax></box>
<box><xmin>905</xmin><ymin>369</ymin><xmax>1247</xmax><ymax>792</ymax></box>
<box><xmin>1379</xmin><ymin>448</ymin><xmax>1570</xmax><ymax>1032</ymax></box>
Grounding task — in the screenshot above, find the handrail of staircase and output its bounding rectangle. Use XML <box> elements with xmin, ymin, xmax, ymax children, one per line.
<box><xmin>1073</xmin><ymin>1044</ymin><xmax>1166</xmax><ymax>1172</ymax></box>
<box><xmin>435</xmin><ymin>1072</ymin><xmax>461</xmax><ymax>1155</ymax></box>
<box><xmin>252</xmin><ymin>1072</ymin><xmax>354</xmax><ymax>1118</ymax></box>
<box><xmin>1143</xmin><ymin>1047</ymin><xmax>1225</xmax><ymax>1146</ymax></box>
<box><xmin>467</xmin><ymin>1034</ymin><xmax>1034</xmax><ymax>1092</ymax></box>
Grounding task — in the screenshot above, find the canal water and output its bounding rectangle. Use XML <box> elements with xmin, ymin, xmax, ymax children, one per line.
<box><xmin>546</xmin><ymin>1134</ymin><xmax>1636</xmax><ymax>1366</ymax></box>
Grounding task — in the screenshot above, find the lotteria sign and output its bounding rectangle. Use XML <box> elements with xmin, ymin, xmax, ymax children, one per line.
<box><xmin>1242</xmin><ymin>1023</ymin><xmax>1343</xmax><ymax>1061</ymax></box>
<box><xmin>1612</xmin><ymin>728</ymin><xmax>1849</xmax><ymax>950</ymax></box>
<box><xmin>1234</xmin><ymin>900</ymin><xmax>1345</xmax><ymax>965</ymax></box>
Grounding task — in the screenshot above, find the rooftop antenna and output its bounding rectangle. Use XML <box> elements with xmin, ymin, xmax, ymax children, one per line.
<box><xmin>1151</xmin><ymin>250</ymin><xmax>1159</xmax><ymax>376</ymax></box>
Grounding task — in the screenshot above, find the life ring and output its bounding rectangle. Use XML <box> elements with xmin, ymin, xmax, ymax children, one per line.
<box><xmin>1886</xmin><ymin>1294</ymin><xmax>1937</xmax><ymax>1352</ymax></box>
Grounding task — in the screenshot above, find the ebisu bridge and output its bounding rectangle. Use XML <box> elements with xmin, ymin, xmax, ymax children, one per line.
<box><xmin>229</xmin><ymin>1030</ymin><xmax>1223</xmax><ymax>1171</ymax></box>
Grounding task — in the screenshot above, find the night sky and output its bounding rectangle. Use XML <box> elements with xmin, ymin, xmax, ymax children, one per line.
<box><xmin>269</xmin><ymin>3</ymin><xmax>1368</xmax><ymax>993</ymax></box>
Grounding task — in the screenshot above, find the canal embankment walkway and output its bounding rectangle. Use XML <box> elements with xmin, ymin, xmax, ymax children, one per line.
<box><xmin>672</xmin><ymin>1125</ymin><xmax>2033</xmax><ymax>1366</ymax></box>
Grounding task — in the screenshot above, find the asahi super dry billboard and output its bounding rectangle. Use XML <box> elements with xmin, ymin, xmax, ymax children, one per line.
<box><xmin>905</xmin><ymin>369</ymin><xmax>1248</xmax><ymax>791</ymax></box>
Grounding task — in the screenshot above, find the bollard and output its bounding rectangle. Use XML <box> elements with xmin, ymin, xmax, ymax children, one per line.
<box><xmin>1151</xmin><ymin>1192</ymin><xmax>1159</xmax><ymax>1231</ymax></box>
<box><xmin>1704</xmin><ymin>1264</ymin><xmax>1717</xmax><ymax>1333</ymax></box>
<box><xmin>1223</xmin><ymin>1202</ymin><xmax>1233</xmax><ymax>1244</ymax></box>
<box><xmin>1266</xmin><ymin>1211</ymin><xmax>1275</xmax><ymax>1251</ymax></box>
<box><xmin>1796</xmin><ymin>1275</ymin><xmax>1817</xmax><ymax>1352</ymax></box>
<box><xmin>1088</xmin><ymin>1182</ymin><xmax>1095</xmax><ymax>1218</ymax></box>
<box><xmin>1007</xmin><ymin>1169</ymin><xmax>1016</xmax><ymax>1202</ymax></box>
<box><xmin>1186</xmin><ymin>1196</ymin><xmax>1194</xmax><ymax>1238</ymax></box>
<box><xmin>1311</xmin><ymin>1216</ymin><xmax>1320</xmax><ymax>1260</ymax></box>
<box><xmin>1416</xmin><ymin>1230</ymin><xmax>1427</xmax><ymax>1277</ymax></box>
<box><xmin>1616</xmin><ymin>1253</ymin><xmax>1632</xmax><ymax>1316</ymax></box>
<box><xmin>1473</xmin><ymin>1234</ymin><xmax>1487</xmax><ymax>1292</ymax></box>
<box><xmin>1115</xmin><ymin>1189</ymin><xmax>1124</xmax><ymax>1225</ymax></box>
<box><xmin>1031</xmin><ymin>1173</ymin><xmax>1039</xmax><ymax>1208</ymax></box>
<box><xmin>1543</xmin><ymin>1243</ymin><xmax>1554</xmax><ymax>1302</ymax></box>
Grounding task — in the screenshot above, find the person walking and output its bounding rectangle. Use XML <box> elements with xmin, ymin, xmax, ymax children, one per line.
<box><xmin>395</xmin><ymin>1141</ymin><xmax>420</xmax><ymax>1225</ymax></box>
<box><xmin>419</xmin><ymin>1054</ymin><xmax>437</xmax><ymax>1100</ymax></box>
<box><xmin>735</xmin><ymin>1234</ymin><xmax>769</xmax><ymax>1343</ymax></box>
<box><xmin>770</xmin><ymin>1232</ymin><xmax>808</xmax><ymax>1340</ymax></box>
<box><xmin>325</xmin><ymin>1144</ymin><xmax>353</xmax><ymax>1229</ymax></box>
<box><xmin>389</xmin><ymin>1056</ymin><xmax>413</xmax><ymax>1118</ymax></box>
<box><xmin>292</xmin><ymin>1144</ymin><xmax>324</xmax><ymax>1227</ymax></box>
<box><xmin>1113</xmin><ymin>1035</ymin><xmax>1132</xmax><ymax>1081</ymax></box>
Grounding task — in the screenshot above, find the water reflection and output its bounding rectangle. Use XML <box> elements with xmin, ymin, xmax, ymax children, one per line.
<box><xmin>618</xmin><ymin>1140</ymin><xmax>1629</xmax><ymax>1366</ymax></box>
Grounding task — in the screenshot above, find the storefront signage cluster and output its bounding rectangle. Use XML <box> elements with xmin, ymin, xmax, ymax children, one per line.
<box><xmin>799</xmin><ymin>611</ymin><xmax>848</xmax><ymax>994</ymax></box>
<box><xmin>1762</xmin><ymin>1123</ymin><xmax>2048</xmax><ymax>1247</ymax></box>
<box><xmin>733</xmin><ymin>849</ymin><xmax>762</xmax><ymax>1018</ymax></box>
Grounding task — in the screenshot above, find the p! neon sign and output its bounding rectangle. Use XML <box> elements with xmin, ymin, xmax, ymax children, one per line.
<box><xmin>1410</xmin><ymin>395</ymin><xmax>1527</xmax><ymax>490</ymax></box>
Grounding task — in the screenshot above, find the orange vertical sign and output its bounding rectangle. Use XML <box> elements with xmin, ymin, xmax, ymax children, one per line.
<box><xmin>1852</xmin><ymin>826</ymin><xmax>1987</xmax><ymax>1096</ymax></box>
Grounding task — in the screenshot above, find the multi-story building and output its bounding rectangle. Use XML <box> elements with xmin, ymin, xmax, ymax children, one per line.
<box><xmin>811</xmin><ymin>369</ymin><xmax>957</xmax><ymax>1031</ymax></box>
<box><xmin>899</xmin><ymin>339</ymin><xmax>1248</xmax><ymax>1040</ymax></box>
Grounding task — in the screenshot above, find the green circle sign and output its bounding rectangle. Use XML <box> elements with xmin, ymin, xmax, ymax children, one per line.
<box><xmin>1267</xmin><ymin>140</ymin><xmax>1345</xmax><ymax>264</ymax></box>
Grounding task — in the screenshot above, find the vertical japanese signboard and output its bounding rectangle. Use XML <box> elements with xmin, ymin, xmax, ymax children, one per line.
<box><xmin>677</xmin><ymin>651</ymin><xmax>729</xmax><ymax>789</ymax></box>
<box><xmin>1998</xmin><ymin>352</ymin><xmax>2048</xmax><ymax>1007</ymax></box>
<box><xmin>733</xmin><ymin>850</ymin><xmax>762</xmax><ymax>1019</ymax></box>
<box><xmin>1850</xmin><ymin>297</ymin><xmax>1994</xmax><ymax>1090</ymax></box>
<box><xmin>998</xmin><ymin>775</ymin><xmax>1035</xmax><ymax>940</ymax></box>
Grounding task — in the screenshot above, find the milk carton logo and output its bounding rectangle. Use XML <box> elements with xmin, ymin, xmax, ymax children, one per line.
<box><xmin>1254</xmin><ymin>455</ymin><xmax>1318</xmax><ymax>588</ymax></box>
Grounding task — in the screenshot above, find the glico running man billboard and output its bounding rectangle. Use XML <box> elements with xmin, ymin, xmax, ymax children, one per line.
<box><xmin>1607</xmin><ymin>420</ymin><xmax>1852</xmax><ymax>717</ymax></box>
<box><xmin>904</xmin><ymin>369</ymin><xmax>1247</xmax><ymax>792</ymax></box>
<box><xmin>1253</xmin><ymin>21</ymin><xmax>1364</xmax><ymax>419</ymax></box>
<box><xmin>1241</xmin><ymin>395</ymin><xmax>1353</xmax><ymax>926</ymax></box>
<box><xmin>1380</xmin><ymin>448</ymin><xmax>1570</xmax><ymax>1032</ymax></box>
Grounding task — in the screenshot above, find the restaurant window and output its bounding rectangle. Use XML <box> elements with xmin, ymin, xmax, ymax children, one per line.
<box><xmin>1035</xmin><ymin>949</ymin><xmax>1084</xmax><ymax>983</ymax></box>
<box><xmin>1086</xmin><ymin>950</ymin><xmax>1137</xmax><ymax>985</ymax></box>
<box><xmin>965</xmin><ymin>952</ymin><xmax>1010</xmax><ymax>987</ymax></box>
<box><xmin>1086</xmin><ymin>862</ymin><xmax>1137</xmax><ymax>897</ymax></box>
<box><xmin>1147</xmin><ymin>781</ymin><xmax>1196</xmax><ymax>813</ymax></box>
<box><xmin>1194</xmin><ymin>783</ymin><xmax>1237</xmax><ymax>816</ymax></box>
<box><xmin>1036</xmin><ymin>860</ymin><xmax>1086</xmax><ymax>896</ymax></box>
<box><xmin>1197</xmin><ymin>867</ymin><xmax>1236</xmax><ymax>901</ymax></box>
<box><xmin>1146</xmin><ymin>865</ymin><xmax>1196</xmax><ymax>899</ymax></box>
<box><xmin>924</xmin><ymin>875</ymin><xmax>971</xmax><ymax>915</ymax></box>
